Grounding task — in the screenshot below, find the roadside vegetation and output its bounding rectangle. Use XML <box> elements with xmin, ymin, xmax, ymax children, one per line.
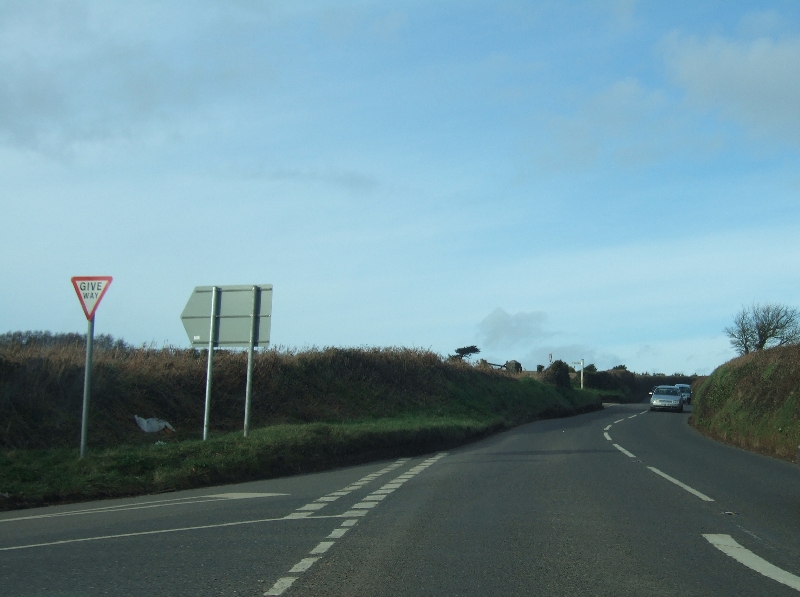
<box><xmin>690</xmin><ymin>344</ymin><xmax>800</xmax><ymax>463</ymax></box>
<box><xmin>0</xmin><ymin>333</ymin><xmax>600</xmax><ymax>509</ymax></box>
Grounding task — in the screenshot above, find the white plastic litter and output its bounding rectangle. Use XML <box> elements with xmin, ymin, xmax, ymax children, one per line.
<box><xmin>134</xmin><ymin>415</ymin><xmax>175</xmax><ymax>433</ymax></box>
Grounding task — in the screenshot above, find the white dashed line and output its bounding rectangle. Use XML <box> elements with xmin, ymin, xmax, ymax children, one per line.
<box><xmin>614</xmin><ymin>418</ymin><xmax>625</xmax><ymax>424</ymax></box>
<box><xmin>309</xmin><ymin>541</ymin><xmax>334</xmax><ymax>555</ymax></box>
<box><xmin>288</xmin><ymin>557</ymin><xmax>320</xmax><ymax>573</ymax></box>
<box><xmin>628</xmin><ymin>414</ymin><xmax>638</xmax><ymax>419</ymax></box>
<box><xmin>264</xmin><ymin>453</ymin><xmax>448</xmax><ymax>596</ymax></box>
<box><xmin>647</xmin><ymin>467</ymin><xmax>714</xmax><ymax>501</ymax></box>
<box><xmin>640</xmin><ymin>410</ymin><xmax>648</xmax><ymax>415</ymax></box>
<box><xmin>603</xmin><ymin>432</ymin><xmax>612</xmax><ymax>441</ymax></box>
<box><xmin>265</xmin><ymin>577</ymin><xmax>297</xmax><ymax>595</ymax></box>
<box><xmin>703</xmin><ymin>534</ymin><xmax>800</xmax><ymax>591</ymax></box>
<box><xmin>613</xmin><ymin>444</ymin><xmax>636</xmax><ymax>458</ymax></box>
<box><xmin>604</xmin><ymin>425</ymin><xmax>612</xmax><ymax>431</ymax></box>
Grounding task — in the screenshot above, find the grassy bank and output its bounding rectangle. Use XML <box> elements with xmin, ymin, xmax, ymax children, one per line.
<box><xmin>690</xmin><ymin>344</ymin><xmax>800</xmax><ymax>462</ymax></box>
<box><xmin>0</xmin><ymin>338</ymin><xmax>600</xmax><ymax>509</ymax></box>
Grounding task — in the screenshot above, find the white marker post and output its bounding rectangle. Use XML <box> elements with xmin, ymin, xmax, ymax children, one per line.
<box><xmin>71</xmin><ymin>276</ymin><xmax>113</xmax><ymax>458</ymax></box>
<box><xmin>572</xmin><ymin>359</ymin><xmax>584</xmax><ymax>389</ymax></box>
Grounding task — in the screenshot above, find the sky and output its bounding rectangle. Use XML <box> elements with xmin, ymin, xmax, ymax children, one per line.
<box><xmin>2</xmin><ymin>0</ymin><xmax>800</xmax><ymax>375</ymax></box>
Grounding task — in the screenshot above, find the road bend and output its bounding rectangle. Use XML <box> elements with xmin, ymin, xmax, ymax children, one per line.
<box><xmin>2</xmin><ymin>404</ymin><xmax>800</xmax><ymax>596</ymax></box>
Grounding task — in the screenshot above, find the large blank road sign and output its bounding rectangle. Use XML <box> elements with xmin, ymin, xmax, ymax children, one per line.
<box><xmin>181</xmin><ymin>285</ymin><xmax>273</xmax><ymax>348</ymax></box>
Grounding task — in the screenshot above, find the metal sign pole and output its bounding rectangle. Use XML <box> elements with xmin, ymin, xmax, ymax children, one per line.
<box><xmin>202</xmin><ymin>286</ymin><xmax>219</xmax><ymax>441</ymax></box>
<box><xmin>79</xmin><ymin>317</ymin><xmax>95</xmax><ymax>458</ymax></box>
<box><xmin>243</xmin><ymin>286</ymin><xmax>258</xmax><ymax>437</ymax></box>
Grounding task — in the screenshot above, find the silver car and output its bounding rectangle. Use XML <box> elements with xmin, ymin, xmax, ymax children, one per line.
<box><xmin>674</xmin><ymin>383</ymin><xmax>692</xmax><ymax>404</ymax></box>
<box><xmin>650</xmin><ymin>386</ymin><xmax>684</xmax><ymax>412</ymax></box>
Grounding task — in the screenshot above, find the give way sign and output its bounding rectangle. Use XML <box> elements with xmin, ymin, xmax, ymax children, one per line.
<box><xmin>71</xmin><ymin>276</ymin><xmax>113</xmax><ymax>320</ymax></box>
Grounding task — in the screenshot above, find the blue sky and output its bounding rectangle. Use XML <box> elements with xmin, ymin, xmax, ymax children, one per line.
<box><xmin>2</xmin><ymin>0</ymin><xmax>800</xmax><ymax>374</ymax></box>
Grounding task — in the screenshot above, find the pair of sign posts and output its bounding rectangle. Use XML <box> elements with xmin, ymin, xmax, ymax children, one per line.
<box><xmin>71</xmin><ymin>278</ymin><xmax>272</xmax><ymax>458</ymax></box>
<box><xmin>180</xmin><ymin>285</ymin><xmax>273</xmax><ymax>439</ymax></box>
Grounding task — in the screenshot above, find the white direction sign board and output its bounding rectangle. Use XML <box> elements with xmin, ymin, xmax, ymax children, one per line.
<box><xmin>71</xmin><ymin>276</ymin><xmax>113</xmax><ymax>321</ymax></box>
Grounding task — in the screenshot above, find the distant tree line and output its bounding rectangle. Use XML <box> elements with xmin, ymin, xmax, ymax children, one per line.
<box><xmin>0</xmin><ymin>330</ymin><xmax>130</xmax><ymax>351</ymax></box>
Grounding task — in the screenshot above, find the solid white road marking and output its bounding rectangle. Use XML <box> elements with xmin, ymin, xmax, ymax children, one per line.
<box><xmin>613</xmin><ymin>444</ymin><xmax>636</xmax><ymax>458</ymax></box>
<box><xmin>0</xmin><ymin>493</ymin><xmax>287</xmax><ymax>523</ymax></box>
<box><xmin>327</xmin><ymin>528</ymin><xmax>348</xmax><ymax>538</ymax></box>
<box><xmin>604</xmin><ymin>425</ymin><xmax>612</xmax><ymax>431</ymax></box>
<box><xmin>0</xmin><ymin>514</ymin><xmax>308</xmax><ymax>551</ymax></box>
<box><xmin>264</xmin><ymin>577</ymin><xmax>297</xmax><ymax>595</ymax></box>
<box><xmin>703</xmin><ymin>534</ymin><xmax>800</xmax><ymax>591</ymax></box>
<box><xmin>648</xmin><ymin>467</ymin><xmax>714</xmax><ymax>502</ymax></box>
<box><xmin>310</xmin><ymin>541</ymin><xmax>334</xmax><ymax>555</ymax></box>
<box><xmin>603</xmin><ymin>432</ymin><xmax>612</xmax><ymax>441</ymax></box>
<box><xmin>289</xmin><ymin>557</ymin><xmax>320</xmax><ymax>573</ymax></box>
<box><xmin>341</xmin><ymin>519</ymin><xmax>358</xmax><ymax>527</ymax></box>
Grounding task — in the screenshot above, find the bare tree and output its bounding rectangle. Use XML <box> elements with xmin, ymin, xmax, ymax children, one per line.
<box><xmin>724</xmin><ymin>303</ymin><xmax>800</xmax><ymax>355</ymax></box>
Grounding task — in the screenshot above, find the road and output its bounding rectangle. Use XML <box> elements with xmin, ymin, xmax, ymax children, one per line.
<box><xmin>2</xmin><ymin>403</ymin><xmax>800</xmax><ymax>596</ymax></box>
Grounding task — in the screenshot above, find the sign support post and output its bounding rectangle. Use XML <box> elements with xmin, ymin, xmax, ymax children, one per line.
<box><xmin>79</xmin><ymin>317</ymin><xmax>94</xmax><ymax>458</ymax></box>
<box><xmin>243</xmin><ymin>286</ymin><xmax>258</xmax><ymax>437</ymax></box>
<box><xmin>71</xmin><ymin>276</ymin><xmax>112</xmax><ymax>458</ymax></box>
<box><xmin>202</xmin><ymin>286</ymin><xmax>219</xmax><ymax>441</ymax></box>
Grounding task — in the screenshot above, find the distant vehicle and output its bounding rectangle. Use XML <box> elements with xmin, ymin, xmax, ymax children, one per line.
<box><xmin>650</xmin><ymin>386</ymin><xmax>684</xmax><ymax>412</ymax></box>
<box><xmin>674</xmin><ymin>383</ymin><xmax>692</xmax><ymax>404</ymax></box>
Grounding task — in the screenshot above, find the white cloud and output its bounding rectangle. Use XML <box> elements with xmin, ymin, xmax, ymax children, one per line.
<box><xmin>535</xmin><ymin>77</ymin><xmax>716</xmax><ymax>172</ymax></box>
<box><xmin>477</xmin><ymin>308</ymin><xmax>549</xmax><ymax>349</ymax></box>
<box><xmin>665</xmin><ymin>31</ymin><xmax>800</xmax><ymax>143</ymax></box>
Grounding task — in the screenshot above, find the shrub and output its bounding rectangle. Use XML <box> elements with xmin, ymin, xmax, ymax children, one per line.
<box><xmin>541</xmin><ymin>360</ymin><xmax>571</xmax><ymax>388</ymax></box>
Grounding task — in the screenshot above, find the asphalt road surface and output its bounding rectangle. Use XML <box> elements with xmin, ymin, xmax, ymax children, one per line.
<box><xmin>3</xmin><ymin>403</ymin><xmax>800</xmax><ymax>596</ymax></box>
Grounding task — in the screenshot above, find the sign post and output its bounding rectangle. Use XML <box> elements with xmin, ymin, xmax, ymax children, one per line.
<box><xmin>181</xmin><ymin>285</ymin><xmax>272</xmax><ymax>439</ymax></box>
<box><xmin>70</xmin><ymin>276</ymin><xmax>113</xmax><ymax>458</ymax></box>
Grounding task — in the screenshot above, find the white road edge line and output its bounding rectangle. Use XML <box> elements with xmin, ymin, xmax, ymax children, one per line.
<box><xmin>703</xmin><ymin>534</ymin><xmax>800</xmax><ymax>591</ymax></box>
<box><xmin>647</xmin><ymin>466</ymin><xmax>714</xmax><ymax>502</ymax></box>
<box><xmin>603</xmin><ymin>432</ymin><xmax>612</xmax><ymax>441</ymax></box>
<box><xmin>613</xmin><ymin>443</ymin><xmax>636</xmax><ymax>458</ymax></box>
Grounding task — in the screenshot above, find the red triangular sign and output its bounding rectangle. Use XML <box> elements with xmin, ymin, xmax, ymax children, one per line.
<box><xmin>71</xmin><ymin>276</ymin><xmax>113</xmax><ymax>321</ymax></box>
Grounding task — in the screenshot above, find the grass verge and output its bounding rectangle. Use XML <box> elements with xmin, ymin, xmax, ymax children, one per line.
<box><xmin>690</xmin><ymin>344</ymin><xmax>800</xmax><ymax>463</ymax></box>
<box><xmin>0</xmin><ymin>377</ymin><xmax>600</xmax><ymax>511</ymax></box>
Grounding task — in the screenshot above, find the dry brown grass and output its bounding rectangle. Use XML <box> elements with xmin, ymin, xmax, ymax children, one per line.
<box><xmin>0</xmin><ymin>342</ymin><xmax>544</xmax><ymax>450</ymax></box>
